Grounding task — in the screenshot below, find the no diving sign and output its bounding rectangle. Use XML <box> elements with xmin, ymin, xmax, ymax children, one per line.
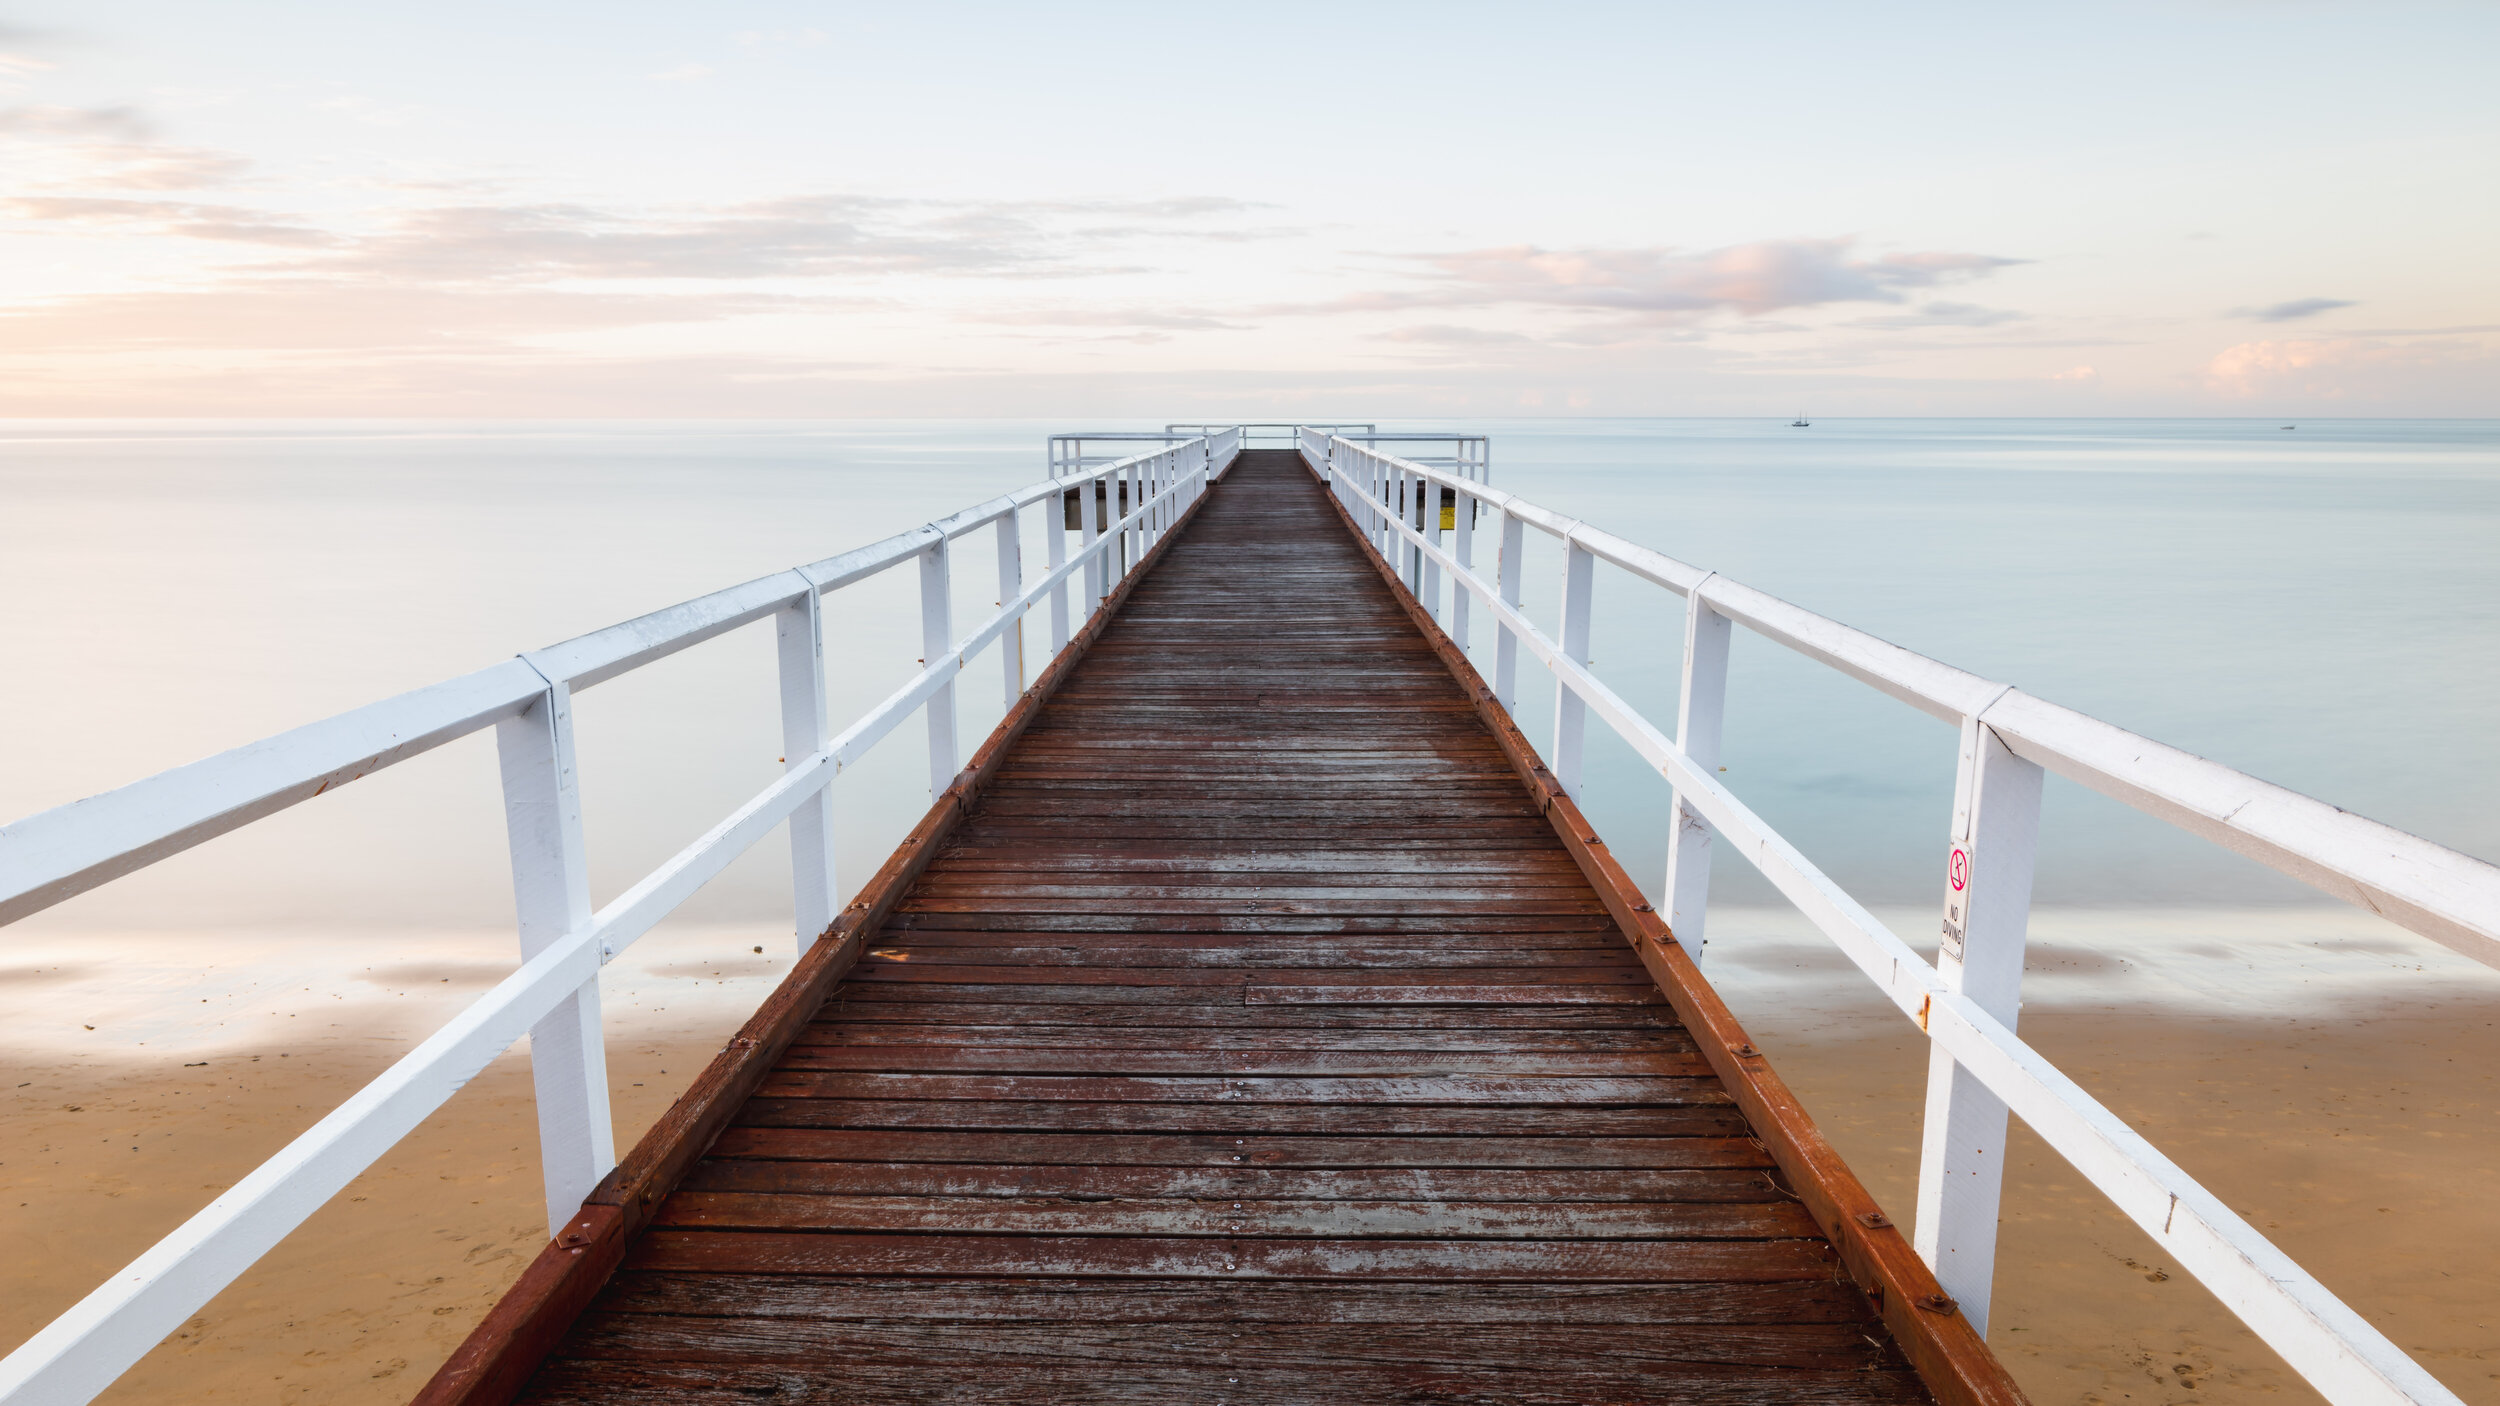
<box><xmin>1940</xmin><ymin>841</ymin><xmax>1973</xmax><ymax>962</ymax></box>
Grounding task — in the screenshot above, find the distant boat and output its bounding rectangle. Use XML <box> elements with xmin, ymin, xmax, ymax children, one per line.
<box><xmin>2281</xmin><ymin>425</ymin><xmax>2296</xmax><ymax>430</ymax></box>
<box><xmin>1791</xmin><ymin>414</ymin><xmax>1811</xmax><ymax>427</ymax></box>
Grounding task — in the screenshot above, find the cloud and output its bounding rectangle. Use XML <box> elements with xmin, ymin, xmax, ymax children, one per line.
<box><xmin>2</xmin><ymin>196</ymin><xmax>332</xmax><ymax>245</ymax></box>
<box><xmin>90</xmin><ymin>146</ymin><xmax>253</xmax><ymax>189</ymax></box>
<box><xmin>2205</xmin><ymin>334</ymin><xmax>2495</xmax><ymax>399</ymax></box>
<box><xmin>0</xmin><ymin>103</ymin><xmax>153</xmax><ymax>140</ymax></box>
<box><xmin>224</xmin><ymin>193</ymin><xmax>1260</xmax><ymax>286</ymax></box>
<box><xmin>2237</xmin><ymin>297</ymin><xmax>2355</xmax><ymax>322</ymax></box>
<box><xmin>300</xmin><ymin>198</ymin><xmax>1053</xmax><ymax>282</ymax></box>
<box><xmin>0</xmin><ymin>281</ymin><xmax>805</xmax><ymax>354</ymax></box>
<box><xmin>0</xmin><ymin>189</ymin><xmax>1272</xmax><ymax>381</ymax></box>
<box><xmin>1276</xmin><ymin>237</ymin><xmax>2019</xmax><ymax>330</ymax></box>
<box><xmin>0</xmin><ymin>102</ymin><xmax>252</xmax><ymax>188</ymax></box>
<box><xmin>1423</xmin><ymin>238</ymin><xmax>2016</xmax><ymax>317</ymax></box>
<box><xmin>1375</xmin><ymin>324</ymin><xmax>1535</xmax><ymax>346</ymax></box>
<box><xmin>1847</xmin><ymin>300</ymin><xmax>2026</xmax><ymax>330</ymax></box>
<box><xmin>972</xmin><ymin>306</ymin><xmax>1245</xmax><ymax>331</ymax></box>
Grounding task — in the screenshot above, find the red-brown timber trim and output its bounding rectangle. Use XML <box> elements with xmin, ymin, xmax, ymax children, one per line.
<box><xmin>1306</xmin><ymin>459</ymin><xmax>2030</xmax><ymax>1406</ymax></box>
<box><xmin>410</xmin><ymin>469</ymin><xmax>1230</xmax><ymax>1406</ymax></box>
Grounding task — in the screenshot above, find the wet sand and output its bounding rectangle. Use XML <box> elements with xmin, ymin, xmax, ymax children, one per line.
<box><xmin>1762</xmin><ymin>997</ymin><xmax>2500</xmax><ymax>1405</ymax></box>
<box><xmin>5</xmin><ymin>930</ymin><xmax>2498</xmax><ymax>1404</ymax></box>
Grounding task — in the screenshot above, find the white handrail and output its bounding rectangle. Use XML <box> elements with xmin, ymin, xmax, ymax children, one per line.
<box><xmin>1304</xmin><ymin>426</ymin><xmax>2484</xmax><ymax>1406</ymax></box>
<box><xmin>1303</xmin><ymin>430</ymin><xmax>2500</xmax><ymax>961</ymax></box>
<box><xmin>0</xmin><ymin>428</ymin><xmax>1241</xmax><ymax>1406</ymax></box>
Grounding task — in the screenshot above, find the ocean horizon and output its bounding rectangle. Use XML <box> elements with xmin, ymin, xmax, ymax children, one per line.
<box><xmin>3</xmin><ymin>416</ymin><xmax>2494</xmax><ymax>1031</ymax></box>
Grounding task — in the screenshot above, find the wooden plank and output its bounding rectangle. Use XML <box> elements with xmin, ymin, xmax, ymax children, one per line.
<box><xmin>676</xmin><ymin>1161</ymin><xmax>1785</xmax><ymax>1202</ymax></box>
<box><xmin>805</xmin><ymin>998</ymin><xmax>1684</xmax><ymax>1029</ymax></box>
<box><xmin>584</xmin><ymin>1272</ymin><xmax>1869</xmax><ymax>1324</ymax></box>
<box><xmin>650</xmin><ymin>1193</ymin><xmax>1822</xmax><ymax>1239</ymax></box>
<box><xmin>702</xmin><ymin>1129</ymin><xmax>1776</xmax><ymax>1169</ymax></box>
<box><xmin>775</xmin><ymin>1046</ymin><xmax>1715</xmax><ymax>1076</ymax></box>
<box><xmin>851</xmin><ymin>939</ymin><xmax>1630</xmax><ymax>964</ymax></box>
<box><xmin>733</xmin><ymin>1100</ymin><xmax>1750</xmax><ymax>1137</ymax></box>
<box><xmin>751</xmin><ymin>1071</ymin><xmax>1721</xmax><ymax>1105</ymax></box>
<box><xmin>517</xmin><ymin>1358</ymin><xmax>1933</xmax><ymax>1405</ymax></box>
<box><xmin>787</xmin><ymin>1025</ymin><xmax>1701</xmax><ymax>1052</ymax></box>
<box><xmin>843</xmin><ymin>961</ymin><xmax>1649</xmax><ymax>987</ymax></box>
<box><xmin>552</xmin><ymin>1317</ymin><xmax>1901</xmax><ymax>1372</ymax></box>
<box><xmin>818</xmin><ymin>981</ymin><xmax>1670</xmax><ymax>1007</ymax></box>
<box><xmin>623</xmin><ymin>1231</ymin><xmax>1836</xmax><ymax>1282</ymax></box>
<box><xmin>880</xmin><ymin>910</ymin><xmax>1611</xmax><ymax>933</ymax></box>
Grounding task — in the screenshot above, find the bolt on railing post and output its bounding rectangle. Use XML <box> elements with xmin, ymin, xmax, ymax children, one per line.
<box><xmin>1913</xmin><ymin>707</ymin><xmax>2044</xmax><ymax>1335</ymax></box>
<box><xmin>776</xmin><ymin>589</ymin><xmax>837</xmax><ymax>951</ymax></box>
<box><xmin>995</xmin><ymin>509</ymin><xmax>1025</xmax><ymax>708</ymax></box>
<box><xmin>919</xmin><ymin>537</ymin><xmax>958</xmax><ymax>797</ymax></box>
<box><xmin>1493</xmin><ymin>511</ymin><xmax>1524</xmax><ymax>709</ymax></box>
<box><xmin>1666</xmin><ymin>579</ymin><xmax>1731</xmax><ymax>959</ymax></box>
<box><xmin>1552</xmin><ymin>541</ymin><xmax>1596</xmax><ymax>798</ymax></box>
<box><xmin>1449</xmin><ymin>486</ymin><xmax>1475</xmax><ymax>654</ymax></box>
<box><xmin>493</xmin><ymin>679</ymin><xmax>616</xmax><ymax>1236</ymax></box>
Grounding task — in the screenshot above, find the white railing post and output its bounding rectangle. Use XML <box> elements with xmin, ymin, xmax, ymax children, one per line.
<box><xmin>1402</xmin><ymin>466</ymin><xmax>1424</xmax><ymax>595</ymax></box>
<box><xmin>1379</xmin><ymin>454</ymin><xmax>1393</xmax><ymax>558</ymax></box>
<box><xmin>494</xmin><ymin>679</ymin><xmax>615</xmax><ymax>1236</ymax></box>
<box><xmin>1493</xmin><ymin>511</ymin><xmax>1525</xmax><ymax>709</ymax></box>
<box><xmin>1047</xmin><ymin>485</ymin><xmax>1071</xmax><ymax>655</ymax></box>
<box><xmin>918</xmin><ymin>537</ymin><xmax>958</xmax><ymax>797</ymax></box>
<box><xmin>1082</xmin><ymin>473</ymin><xmax>1105</xmax><ymax>616</ymax></box>
<box><xmin>1126</xmin><ymin>459</ymin><xmax>1142</xmax><ymax>570</ymax></box>
<box><xmin>1116</xmin><ymin>461</ymin><xmax>1135</xmax><ymax>577</ymax></box>
<box><xmin>995</xmin><ymin>509</ymin><xmax>1025</xmax><ymax>707</ymax></box>
<box><xmin>775</xmin><ymin>590</ymin><xmax>837</xmax><ymax>951</ymax></box>
<box><xmin>1914</xmin><ymin>704</ymin><xmax>2044</xmax><ymax>1333</ymax></box>
<box><xmin>1449</xmin><ymin>486</ymin><xmax>1475</xmax><ymax>653</ymax></box>
<box><xmin>1665</xmin><ymin>577</ymin><xmax>1731</xmax><ymax>958</ymax></box>
<box><xmin>1422</xmin><ymin>482</ymin><xmax>1445</xmax><ymax>623</ymax></box>
<box><xmin>1552</xmin><ymin>541</ymin><xmax>1596</xmax><ymax>798</ymax></box>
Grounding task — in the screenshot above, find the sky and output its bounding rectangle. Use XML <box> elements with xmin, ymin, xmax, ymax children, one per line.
<box><xmin>0</xmin><ymin>1</ymin><xmax>2494</xmax><ymax>418</ymax></box>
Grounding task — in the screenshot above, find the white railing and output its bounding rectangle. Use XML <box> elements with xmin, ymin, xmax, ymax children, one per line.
<box><xmin>1047</xmin><ymin>430</ymin><xmax>1201</xmax><ymax>477</ymax></box>
<box><xmin>0</xmin><ymin>428</ymin><xmax>1242</xmax><ymax>1406</ymax></box>
<box><xmin>1302</xmin><ymin>427</ymin><xmax>2498</xmax><ymax>1406</ymax></box>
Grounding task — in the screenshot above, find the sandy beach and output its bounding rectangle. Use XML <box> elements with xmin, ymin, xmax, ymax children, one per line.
<box><xmin>5</xmin><ymin>911</ymin><xmax>2497</xmax><ymax>1405</ymax></box>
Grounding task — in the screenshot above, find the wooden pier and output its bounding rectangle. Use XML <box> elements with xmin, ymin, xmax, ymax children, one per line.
<box><xmin>419</xmin><ymin>451</ymin><xmax>2020</xmax><ymax>1405</ymax></box>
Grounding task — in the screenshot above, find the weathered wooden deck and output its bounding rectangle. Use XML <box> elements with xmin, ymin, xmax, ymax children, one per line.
<box><xmin>423</xmin><ymin>451</ymin><xmax>2019</xmax><ymax>1405</ymax></box>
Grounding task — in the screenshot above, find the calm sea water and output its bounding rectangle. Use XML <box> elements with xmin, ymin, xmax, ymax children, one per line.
<box><xmin>2</xmin><ymin>418</ymin><xmax>2495</xmax><ymax>1045</ymax></box>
